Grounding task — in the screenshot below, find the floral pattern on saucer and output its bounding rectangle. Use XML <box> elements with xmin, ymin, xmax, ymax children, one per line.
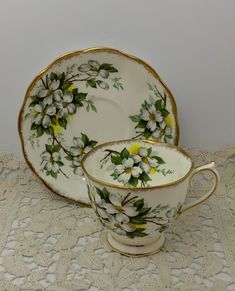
<box><xmin>130</xmin><ymin>83</ymin><xmax>173</xmax><ymax>142</ymax></box>
<box><xmin>100</xmin><ymin>144</ymin><xmax>174</xmax><ymax>187</ymax></box>
<box><xmin>25</xmin><ymin>61</ymin><xmax>123</xmax><ymax>179</ymax></box>
<box><xmin>88</xmin><ymin>185</ymin><xmax>182</xmax><ymax>238</ymax></box>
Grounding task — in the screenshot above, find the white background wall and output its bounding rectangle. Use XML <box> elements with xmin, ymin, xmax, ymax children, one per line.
<box><xmin>1</xmin><ymin>0</ymin><xmax>235</xmax><ymax>155</ymax></box>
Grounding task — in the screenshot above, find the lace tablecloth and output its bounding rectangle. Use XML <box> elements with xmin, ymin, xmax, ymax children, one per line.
<box><xmin>0</xmin><ymin>148</ymin><xmax>235</xmax><ymax>291</ymax></box>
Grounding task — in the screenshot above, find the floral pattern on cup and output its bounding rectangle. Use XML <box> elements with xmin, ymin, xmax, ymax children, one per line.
<box><xmin>129</xmin><ymin>83</ymin><xmax>173</xmax><ymax>143</ymax></box>
<box><xmin>25</xmin><ymin>61</ymin><xmax>123</xmax><ymax>179</ymax></box>
<box><xmin>100</xmin><ymin>144</ymin><xmax>174</xmax><ymax>187</ymax></box>
<box><xmin>88</xmin><ymin>185</ymin><xmax>182</xmax><ymax>239</ymax></box>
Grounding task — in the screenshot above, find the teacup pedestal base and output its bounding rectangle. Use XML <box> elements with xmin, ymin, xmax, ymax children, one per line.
<box><xmin>107</xmin><ymin>233</ymin><xmax>165</xmax><ymax>256</ymax></box>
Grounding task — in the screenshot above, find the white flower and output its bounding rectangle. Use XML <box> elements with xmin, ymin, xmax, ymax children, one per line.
<box><xmin>33</xmin><ymin>103</ymin><xmax>56</xmax><ymax>128</ymax></box>
<box><xmin>140</xmin><ymin>105</ymin><xmax>163</xmax><ymax>131</ymax></box>
<box><xmin>37</xmin><ymin>79</ymin><xmax>61</xmax><ymax>105</ymax></box>
<box><xmin>54</xmin><ymin>91</ymin><xmax>76</xmax><ymax>118</ymax></box>
<box><xmin>70</xmin><ymin>137</ymin><xmax>90</xmax><ymax>157</ymax></box>
<box><xmin>114</xmin><ymin>158</ymin><xmax>142</xmax><ymax>184</ymax></box>
<box><xmin>132</xmin><ymin>147</ymin><xmax>159</xmax><ymax>174</ymax></box>
<box><xmin>41</xmin><ymin>151</ymin><xmax>61</xmax><ymax>172</ymax></box>
<box><xmin>152</xmin><ymin>121</ymin><xmax>172</xmax><ymax>143</ymax></box>
<box><xmin>78</xmin><ymin>60</ymin><xmax>110</xmax><ymax>80</ymax></box>
<box><xmin>95</xmin><ymin>193</ymin><xmax>137</xmax><ymax>233</ymax></box>
<box><xmin>98</xmin><ymin>81</ymin><xmax>109</xmax><ymax>90</ymax></box>
<box><xmin>71</xmin><ymin>156</ymin><xmax>83</xmax><ymax>176</ymax></box>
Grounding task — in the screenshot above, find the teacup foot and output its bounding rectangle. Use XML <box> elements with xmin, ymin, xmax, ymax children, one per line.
<box><xmin>107</xmin><ymin>233</ymin><xmax>165</xmax><ymax>257</ymax></box>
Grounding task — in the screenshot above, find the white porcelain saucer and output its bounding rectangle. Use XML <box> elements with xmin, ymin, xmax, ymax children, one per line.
<box><xmin>18</xmin><ymin>47</ymin><xmax>179</xmax><ymax>205</ymax></box>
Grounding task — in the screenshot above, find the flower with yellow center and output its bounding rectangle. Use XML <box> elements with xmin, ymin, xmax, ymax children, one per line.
<box><xmin>132</xmin><ymin>147</ymin><xmax>159</xmax><ymax>174</ymax></box>
<box><xmin>152</xmin><ymin>121</ymin><xmax>172</xmax><ymax>143</ymax></box>
<box><xmin>114</xmin><ymin>158</ymin><xmax>142</xmax><ymax>184</ymax></box>
<box><xmin>140</xmin><ymin>105</ymin><xmax>163</xmax><ymax>131</ymax></box>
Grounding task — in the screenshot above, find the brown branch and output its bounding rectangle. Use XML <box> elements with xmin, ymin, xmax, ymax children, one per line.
<box><xmin>59</xmin><ymin>168</ymin><xmax>69</xmax><ymax>179</ymax></box>
<box><xmin>122</xmin><ymin>195</ymin><xmax>138</xmax><ymax>206</ymax></box>
<box><xmin>41</xmin><ymin>78</ymin><xmax>48</xmax><ymax>89</ymax></box>
<box><xmin>132</xmin><ymin>132</ymin><xmax>144</xmax><ymax>139</ymax></box>
<box><xmin>122</xmin><ymin>192</ymin><xmax>131</xmax><ymax>205</ymax></box>
<box><xmin>144</xmin><ymin>219</ymin><xmax>168</xmax><ymax>226</ymax></box>
<box><xmin>53</xmin><ymin>133</ymin><xmax>71</xmax><ymax>155</ymax></box>
<box><xmin>100</xmin><ymin>149</ymin><xmax>120</xmax><ymax>163</ymax></box>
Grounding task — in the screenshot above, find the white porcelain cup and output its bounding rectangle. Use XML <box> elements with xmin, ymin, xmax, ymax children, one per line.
<box><xmin>81</xmin><ymin>139</ymin><xmax>219</xmax><ymax>256</ymax></box>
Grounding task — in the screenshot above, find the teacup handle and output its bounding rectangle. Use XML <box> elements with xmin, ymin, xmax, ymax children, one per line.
<box><xmin>179</xmin><ymin>162</ymin><xmax>219</xmax><ymax>215</ymax></box>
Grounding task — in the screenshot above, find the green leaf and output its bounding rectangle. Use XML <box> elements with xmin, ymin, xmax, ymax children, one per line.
<box><xmin>99</xmin><ymin>63</ymin><xmax>118</xmax><ymax>72</ymax></box>
<box><xmin>96</xmin><ymin>187</ymin><xmax>110</xmax><ymax>202</ymax></box>
<box><xmin>58</xmin><ymin>118</ymin><xmax>67</xmax><ymax>129</ymax></box>
<box><xmin>129</xmin><ymin>176</ymin><xmax>138</xmax><ymax>187</ymax></box>
<box><xmin>50</xmin><ymin>72</ymin><xmax>57</xmax><ymax>81</ymax></box>
<box><xmin>75</xmin><ymin>101</ymin><xmax>84</xmax><ymax>107</ymax></box>
<box><xmin>111</xmin><ymin>172</ymin><xmax>119</xmax><ymax>180</ymax></box>
<box><xmin>30</xmin><ymin>95</ymin><xmax>38</xmax><ymax>102</ymax></box>
<box><xmin>155</xmin><ymin>100</ymin><xmax>163</xmax><ymax>111</ymax></box>
<box><xmin>138</xmin><ymin>207</ymin><xmax>151</xmax><ymax>216</ymax></box>
<box><xmin>53</xmin><ymin>144</ymin><xmax>61</xmax><ymax>152</ymax></box>
<box><xmin>141</xmin><ymin>172</ymin><xmax>151</xmax><ymax>183</ymax></box>
<box><xmin>50</xmin><ymin>171</ymin><xmax>58</xmax><ymax>179</ymax></box>
<box><xmin>107</xmin><ymin>67</ymin><xmax>118</xmax><ymax>73</ymax></box>
<box><xmin>161</xmin><ymin>109</ymin><xmax>169</xmax><ymax>117</ymax></box>
<box><xmin>142</xmin><ymin>100</ymin><xmax>149</xmax><ymax>109</ymax></box>
<box><xmin>65</xmin><ymin>155</ymin><xmax>73</xmax><ymax>161</ymax></box>
<box><xmin>136</xmin><ymin>120</ymin><xmax>147</xmax><ymax>129</ymax></box>
<box><xmin>111</xmin><ymin>155</ymin><xmax>122</xmax><ymax>165</ymax></box>
<box><xmin>89</xmin><ymin>140</ymin><xmax>98</xmax><ymax>148</ymax></box>
<box><xmin>72</xmin><ymin>88</ymin><xmax>78</xmax><ymax>95</ymax></box>
<box><xmin>133</xmin><ymin>198</ymin><xmax>144</xmax><ymax>210</ymax></box>
<box><xmin>75</xmin><ymin>92</ymin><xmax>87</xmax><ymax>101</ymax></box>
<box><xmin>58</xmin><ymin>72</ymin><xmax>65</xmax><ymax>82</ymax></box>
<box><xmin>51</xmin><ymin>117</ymin><xmax>57</xmax><ymax>125</ymax></box>
<box><xmin>130</xmin><ymin>217</ymin><xmax>146</xmax><ymax>224</ymax></box>
<box><xmin>81</xmin><ymin>133</ymin><xmax>89</xmax><ymax>145</ymax></box>
<box><xmin>36</xmin><ymin>126</ymin><xmax>44</xmax><ymax>137</ymax></box>
<box><xmin>56</xmin><ymin>160</ymin><xmax>64</xmax><ymax>166</ymax></box>
<box><xmin>31</xmin><ymin>123</ymin><xmax>38</xmax><ymax>130</ymax></box>
<box><xmin>29</xmin><ymin>101</ymin><xmax>38</xmax><ymax>107</ymax></box>
<box><xmin>120</xmin><ymin>148</ymin><xmax>129</xmax><ymax>159</ymax></box>
<box><xmin>129</xmin><ymin>115</ymin><xmax>140</xmax><ymax>123</ymax></box>
<box><xmin>91</xmin><ymin>104</ymin><xmax>97</xmax><ymax>112</ymax></box>
<box><xmin>153</xmin><ymin>156</ymin><xmax>165</xmax><ymax>164</ymax></box>
<box><xmin>143</xmin><ymin>131</ymin><xmax>152</xmax><ymax>139</ymax></box>
<box><xmin>147</xmin><ymin>147</ymin><xmax>152</xmax><ymax>156</ymax></box>
<box><xmin>45</xmin><ymin>144</ymin><xmax>52</xmax><ymax>154</ymax></box>
<box><xmin>102</xmin><ymin>188</ymin><xmax>110</xmax><ymax>201</ymax></box>
<box><xmin>45</xmin><ymin>126</ymin><xmax>54</xmax><ymax>135</ymax></box>
<box><xmin>86</xmin><ymin>78</ymin><xmax>97</xmax><ymax>88</ymax></box>
<box><xmin>96</xmin><ymin>80</ymin><xmax>102</xmax><ymax>86</ymax></box>
<box><xmin>61</xmin><ymin>81</ymin><xmax>72</xmax><ymax>91</ymax></box>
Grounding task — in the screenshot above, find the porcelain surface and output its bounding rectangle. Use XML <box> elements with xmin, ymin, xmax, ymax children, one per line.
<box><xmin>18</xmin><ymin>47</ymin><xmax>179</xmax><ymax>204</ymax></box>
<box><xmin>82</xmin><ymin>140</ymin><xmax>219</xmax><ymax>255</ymax></box>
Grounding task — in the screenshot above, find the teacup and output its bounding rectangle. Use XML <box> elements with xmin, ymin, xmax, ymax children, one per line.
<box><xmin>81</xmin><ymin>139</ymin><xmax>219</xmax><ymax>256</ymax></box>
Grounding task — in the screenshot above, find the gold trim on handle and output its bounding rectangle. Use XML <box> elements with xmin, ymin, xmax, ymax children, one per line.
<box><xmin>179</xmin><ymin>167</ymin><xmax>219</xmax><ymax>215</ymax></box>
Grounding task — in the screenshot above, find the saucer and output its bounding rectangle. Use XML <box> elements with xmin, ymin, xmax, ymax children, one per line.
<box><xmin>18</xmin><ymin>47</ymin><xmax>179</xmax><ymax>205</ymax></box>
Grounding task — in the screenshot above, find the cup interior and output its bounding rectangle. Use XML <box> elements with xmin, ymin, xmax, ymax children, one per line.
<box><xmin>82</xmin><ymin>140</ymin><xmax>192</xmax><ymax>188</ymax></box>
